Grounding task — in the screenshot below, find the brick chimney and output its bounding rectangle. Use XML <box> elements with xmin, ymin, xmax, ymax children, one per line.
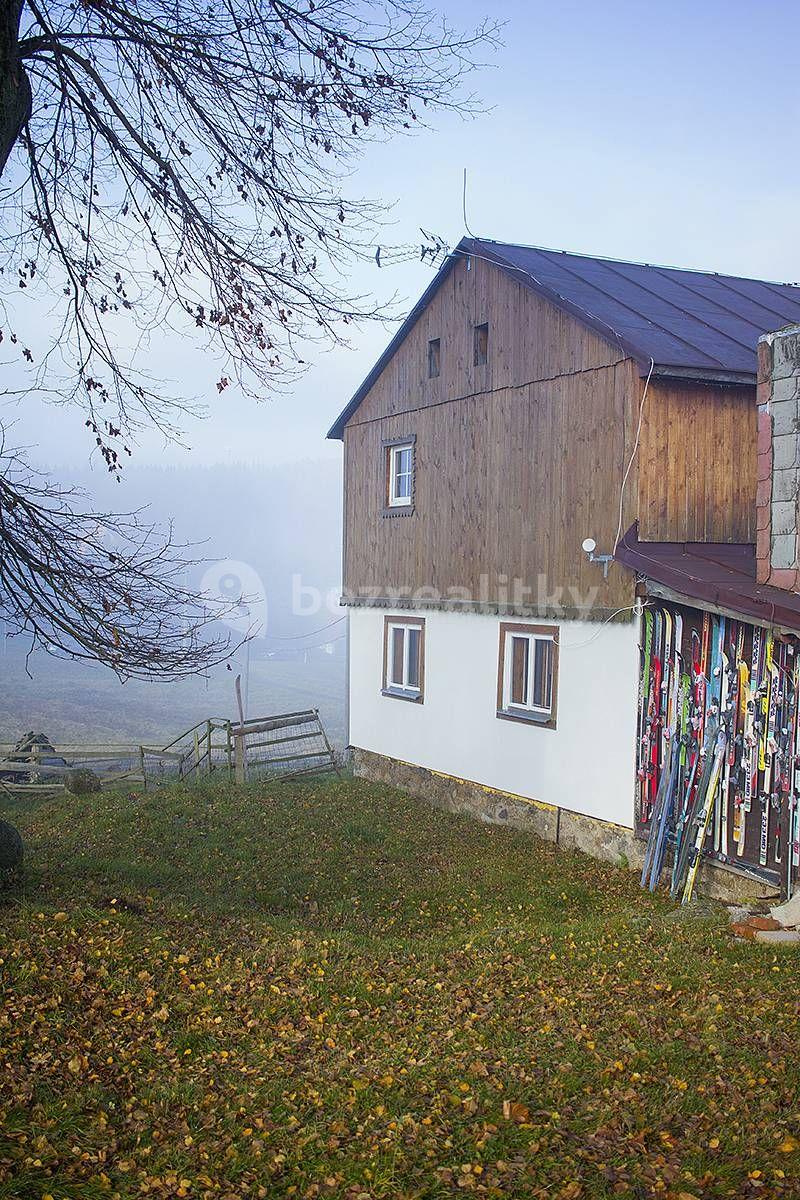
<box><xmin>756</xmin><ymin>325</ymin><xmax>800</xmax><ymax>588</ymax></box>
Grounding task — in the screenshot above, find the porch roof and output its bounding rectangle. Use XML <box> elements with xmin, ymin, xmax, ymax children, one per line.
<box><xmin>615</xmin><ymin>524</ymin><xmax>800</xmax><ymax>633</ymax></box>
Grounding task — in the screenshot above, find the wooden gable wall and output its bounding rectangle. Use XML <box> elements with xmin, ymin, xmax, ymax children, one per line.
<box><xmin>342</xmin><ymin>253</ymin><xmax>639</xmax><ymax>617</ymax></box>
<box><xmin>351</xmin><ymin>253</ymin><xmax>626</xmax><ymax>424</ymax></box>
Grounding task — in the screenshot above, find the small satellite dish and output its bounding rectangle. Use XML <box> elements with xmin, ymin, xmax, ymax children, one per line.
<box><xmin>581</xmin><ymin>537</ymin><xmax>597</xmax><ymax>555</ymax></box>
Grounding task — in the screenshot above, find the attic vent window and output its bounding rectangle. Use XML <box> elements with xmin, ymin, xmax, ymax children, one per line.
<box><xmin>428</xmin><ymin>337</ymin><xmax>441</xmax><ymax>379</ymax></box>
<box><xmin>474</xmin><ymin>322</ymin><xmax>488</xmax><ymax>366</ymax></box>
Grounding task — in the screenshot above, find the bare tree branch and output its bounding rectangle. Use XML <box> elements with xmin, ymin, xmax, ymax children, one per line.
<box><xmin>0</xmin><ymin>447</ymin><xmax>238</xmax><ymax>679</ymax></box>
<box><xmin>2</xmin><ymin>0</ymin><xmax>497</xmax><ymax>463</ymax></box>
<box><xmin>0</xmin><ymin>0</ymin><xmax>495</xmax><ymax>675</ymax></box>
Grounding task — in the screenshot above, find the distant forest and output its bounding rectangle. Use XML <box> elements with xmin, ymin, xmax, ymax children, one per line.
<box><xmin>1</xmin><ymin>459</ymin><xmax>346</xmax><ymax>746</ymax></box>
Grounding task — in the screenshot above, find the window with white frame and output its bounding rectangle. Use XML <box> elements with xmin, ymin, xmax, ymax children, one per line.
<box><xmin>498</xmin><ymin>623</ymin><xmax>558</xmax><ymax>727</ymax></box>
<box><xmin>386</xmin><ymin>440</ymin><xmax>414</xmax><ymax>508</ymax></box>
<box><xmin>383</xmin><ymin>617</ymin><xmax>424</xmax><ymax>701</ymax></box>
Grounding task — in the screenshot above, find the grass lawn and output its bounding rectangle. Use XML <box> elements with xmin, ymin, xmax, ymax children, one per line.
<box><xmin>1</xmin><ymin>776</ymin><xmax>799</xmax><ymax>1199</ymax></box>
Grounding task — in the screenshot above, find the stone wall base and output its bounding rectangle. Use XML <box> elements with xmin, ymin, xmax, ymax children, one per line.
<box><xmin>352</xmin><ymin>748</ymin><xmax>777</xmax><ymax>905</ymax></box>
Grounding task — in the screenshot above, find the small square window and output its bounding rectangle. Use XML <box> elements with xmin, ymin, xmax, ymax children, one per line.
<box><xmin>428</xmin><ymin>337</ymin><xmax>441</xmax><ymax>379</ymax></box>
<box><xmin>474</xmin><ymin>322</ymin><xmax>488</xmax><ymax>366</ymax></box>
<box><xmin>383</xmin><ymin>617</ymin><xmax>425</xmax><ymax>702</ymax></box>
<box><xmin>385</xmin><ymin>439</ymin><xmax>415</xmax><ymax>509</ymax></box>
<box><xmin>497</xmin><ymin>622</ymin><xmax>558</xmax><ymax>728</ymax></box>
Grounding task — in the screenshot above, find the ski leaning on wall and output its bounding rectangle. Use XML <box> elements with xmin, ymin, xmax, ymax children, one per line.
<box><xmin>636</xmin><ymin>604</ymin><xmax>800</xmax><ymax>902</ymax></box>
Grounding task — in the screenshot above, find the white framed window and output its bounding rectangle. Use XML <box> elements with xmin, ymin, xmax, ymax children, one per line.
<box><xmin>383</xmin><ymin>617</ymin><xmax>425</xmax><ymax>702</ymax></box>
<box><xmin>497</xmin><ymin>623</ymin><xmax>558</xmax><ymax>727</ymax></box>
<box><xmin>386</xmin><ymin>440</ymin><xmax>414</xmax><ymax>508</ymax></box>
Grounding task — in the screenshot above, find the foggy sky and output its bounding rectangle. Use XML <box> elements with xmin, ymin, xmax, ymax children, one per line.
<box><xmin>5</xmin><ymin>0</ymin><xmax>800</xmax><ymax>475</ymax></box>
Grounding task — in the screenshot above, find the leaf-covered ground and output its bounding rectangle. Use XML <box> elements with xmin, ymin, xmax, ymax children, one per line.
<box><xmin>1</xmin><ymin>776</ymin><xmax>799</xmax><ymax>1199</ymax></box>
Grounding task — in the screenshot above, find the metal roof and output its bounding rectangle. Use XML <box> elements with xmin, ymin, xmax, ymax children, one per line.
<box><xmin>615</xmin><ymin>524</ymin><xmax>800</xmax><ymax>633</ymax></box>
<box><xmin>327</xmin><ymin>237</ymin><xmax>800</xmax><ymax>439</ymax></box>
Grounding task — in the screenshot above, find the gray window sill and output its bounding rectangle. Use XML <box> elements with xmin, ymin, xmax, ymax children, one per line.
<box><xmin>496</xmin><ymin>707</ymin><xmax>556</xmax><ymax>730</ymax></box>
<box><xmin>382</xmin><ymin>687</ymin><xmax>423</xmax><ymax>704</ymax></box>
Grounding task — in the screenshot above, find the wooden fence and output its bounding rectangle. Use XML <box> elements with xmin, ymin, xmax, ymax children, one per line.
<box><xmin>226</xmin><ymin>710</ymin><xmax>339</xmax><ymax>786</ymax></box>
<box><xmin>0</xmin><ymin>709</ymin><xmax>339</xmax><ymax>799</ymax></box>
<box><xmin>0</xmin><ymin>744</ymin><xmax>145</xmax><ymax>798</ymax></box>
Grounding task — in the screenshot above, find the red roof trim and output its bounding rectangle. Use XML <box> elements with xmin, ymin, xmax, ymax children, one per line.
<box><xmin>615</xmin><ymin>524</ymin><xmax>800</xmax><ymax>633</ymax></box>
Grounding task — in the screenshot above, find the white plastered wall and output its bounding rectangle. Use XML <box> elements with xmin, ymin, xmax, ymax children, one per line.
<box><xmin>348</xmin><ymin>606</ymin><xmax>640</xmax><ymax>828</ymax></box>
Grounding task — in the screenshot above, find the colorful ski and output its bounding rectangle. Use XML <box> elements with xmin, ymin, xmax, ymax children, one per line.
<box><xmin>760</xmin><ymin>633</ymin><xmax>777</xmax><ymax>866</ymax></box>
<box><xmin>683</xmin><ymin>724</ymin><xmax>728</xmax><ymax>903</ymax></box>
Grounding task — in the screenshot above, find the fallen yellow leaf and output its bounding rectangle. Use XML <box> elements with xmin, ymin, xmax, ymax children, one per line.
<box><xmin>502</xmin><ymin>1100</ymin><xmax>531</xmax><ymax>1123</ymax></box>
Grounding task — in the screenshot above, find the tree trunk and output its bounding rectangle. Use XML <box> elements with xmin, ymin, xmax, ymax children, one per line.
<box><xmin>0</xmin><ymin>1</ymin><xmax>31</xmax><ymax>178</ymax></box>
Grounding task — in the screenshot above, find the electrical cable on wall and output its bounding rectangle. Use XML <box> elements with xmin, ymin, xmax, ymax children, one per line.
<box><xmin>614</xmin><ymin>355</ymin><xmax>655</xmax><ymax>552</ymax></box>
<box><xmin>555</xmin><ymin>602</ymin><xmax>652</xmax><ymax>651</ymax></box>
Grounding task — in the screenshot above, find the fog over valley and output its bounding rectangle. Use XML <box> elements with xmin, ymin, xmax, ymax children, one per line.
<box><xmin>0</xmin><ymin>459</ymin><xmax>346</xmax><ymax>747</ymax></box>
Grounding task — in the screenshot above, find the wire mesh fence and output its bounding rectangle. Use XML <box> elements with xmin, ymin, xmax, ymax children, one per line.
<box><xmin>228</xmin><ymin>709</ymin><xmax>340</xmax><ymax>783</ymax></box>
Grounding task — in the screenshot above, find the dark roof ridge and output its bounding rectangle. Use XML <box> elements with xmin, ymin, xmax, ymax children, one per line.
<box><xmin>466</xmin><ymin>236</ymin><xmax>800</xmax><ymax>290</ymax></box>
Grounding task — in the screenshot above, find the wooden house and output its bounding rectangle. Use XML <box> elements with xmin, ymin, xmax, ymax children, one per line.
<box><xmin>327</xmin><ymin>238</ymin><xmax>800</xmax><ymax>899</ymax></box>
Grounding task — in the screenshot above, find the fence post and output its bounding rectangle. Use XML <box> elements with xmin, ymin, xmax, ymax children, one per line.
<box><xmin>226</xmin><ymin>722</ymin><xmax>233</xmax><ymax>782</ymax></box>
<box><xmin>234</xmin><ymin>733</ymin><xmax>246</xmax><ymax>786</ymax></box>
<box><xmin>315</xmin><ymin>708</ymin><xmax>340</xmax><ymax>779</ymax></box>
<box><xmin>206</xmin><ymin>721</ymin><xmax>213</xmax><ymax>774</ymax></box>
<box><xmin>139</xmin><ymin>746</ymin><xmax>147</xmax><ymax>792</ymax></box>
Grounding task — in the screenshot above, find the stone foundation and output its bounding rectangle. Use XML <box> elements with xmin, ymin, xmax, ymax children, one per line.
<box><xmin>352</xmin><ymin>747</ymin><xmax>777</xmax><ymax>904</ymax></box>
